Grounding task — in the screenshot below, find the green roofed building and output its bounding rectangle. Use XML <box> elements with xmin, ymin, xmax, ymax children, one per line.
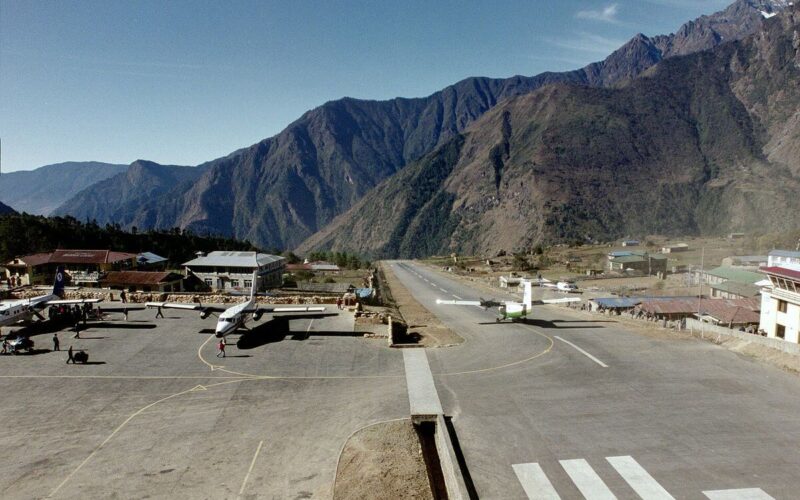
<box><xmin>608</xmin><ymin>253</ymin><xmax>668</xmax><ymax>276</ymax></box>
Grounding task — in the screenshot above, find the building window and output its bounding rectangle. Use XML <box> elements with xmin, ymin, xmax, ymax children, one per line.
<box><xmin>204</xmin><ymin>279</ymin><xmax>213</xmax><ymax>288</ymax></box>
<box><xmin>776</xmin><ymin>324</ymin><xmax>786</xmax><ymax>339</ymax></box>
<box><xmin>230</xmin><ymin>280</ymin><xmax>239</xmax><ymax>288</ymax></box>
<box><xmin>778</xmin><ymin>300</ymin><xmax>788</xmax><ymax>313</ymax></box>
<box><xmin>244</xmin><ymin>280</ymin><xmax>252</xmax><ymax>288</ymax></box>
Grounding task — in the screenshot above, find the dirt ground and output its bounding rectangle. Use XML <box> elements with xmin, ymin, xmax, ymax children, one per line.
<box><xmin>380</xmin><ymin>263</ymin><xmax>464</xmax><ymax>347</ymax></box>
<box><xmin>333</xmin><ymin>419</ymin><xmax>433</xmax><ymax>500</ymax></box>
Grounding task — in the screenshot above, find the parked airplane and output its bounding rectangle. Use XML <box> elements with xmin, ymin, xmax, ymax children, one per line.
<box><xmin>539</xmin><ymin>278</ymin><xmax>581</xmax><ymax>293</ymax></box>
<box><xmin>145</xmin><ymin>272</ymin><xmax>330</xmax><ymax>337</ymax></box>
<box><xmin>0</xmin><ymin>266</ymin><xmax>139</xmax><ymax>329</ymax></box>
<box><xmin>436</xmin><ymin>280</ymin><xmax>580</xmax><ymax>322</ymax></box>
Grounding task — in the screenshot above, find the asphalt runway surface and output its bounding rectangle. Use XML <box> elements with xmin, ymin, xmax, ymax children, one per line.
<box><xmin>0</xmin><ymin>307</ymin><xmax>406</xmax><ymax>499</ymax></box>
<box><xmin>2</xmin><ymin>264</ymin><xmax>800</xmax><ymax>499</ymax></box>
<box><xmin>390</xmin><ymin>261</ymin><xmax>800</xmax><ymax>499</ymax></box>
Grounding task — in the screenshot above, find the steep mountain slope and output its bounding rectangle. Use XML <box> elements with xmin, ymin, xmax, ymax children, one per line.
<box><xmin>54</xmin><ymin>0</ymin><xmax>791</xmax><ymax>249</ymax></box>
<box><xmin>0</xmin><ymin>162</ymin><xmax>126</xmax><ymax>215</ymax></box>
<box><xmin>54</xmin><ymin>160</ymin><xmax>206</xmax><ymax>228</ymax></box>
<box><xmin>299</xmin><ymin>5</ymin><xmax>800</xmax><ymax>257</ymax></box>
<box><xmin>0</xmin><ymin>201</ymin><xmax>16</xmax><ymax>215</ymax></box>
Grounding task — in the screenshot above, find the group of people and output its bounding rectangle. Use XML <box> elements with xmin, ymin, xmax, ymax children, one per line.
<box><xmin>5</xmin><ymin>276</ymin><xmax>22</xmax><ymax>288</ymax></box>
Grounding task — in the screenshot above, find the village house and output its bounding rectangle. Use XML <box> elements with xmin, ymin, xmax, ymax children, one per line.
<box><xmin>183</xmin><ymin>251</ymin><xmax>286</xmax><ymax>292</ymax></box>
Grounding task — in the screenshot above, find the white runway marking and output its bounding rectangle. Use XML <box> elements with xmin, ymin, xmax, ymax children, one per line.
<box><xmin>606</xmin><ymin>456</ymin><xmax>674</xmax><ymax>500</ymax></box>
<box><xmin>452</xmin><ymin>295</ymin><xmax>462</xmax><ymax>300</ymax></box>
<box><xmin>512</xmin><ymin>463</ymin><xmax>560</xmax><ymax>499</ymax></box>
<box><xmin>703</xmin><ymin>489</ymin><xmax>775</xmax><ymax>500</ymax></box>
<box><xmin>555</xmin><ymin>336</ymin><xmax>609</xmax><ymax>368</ymax></box>
<box><xmin>560</xmin><ymin>459</ymin><xmax>616</xmax><ymax>499</ymax></box>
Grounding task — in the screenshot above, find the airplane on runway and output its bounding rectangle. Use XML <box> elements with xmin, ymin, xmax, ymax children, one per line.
<box><xmin>538</xmin><ymin>278</ymin><xmax>580</xmax><ymax>293</ymax></box>
<box><xmin>436</xmin><ymin>280</ymin><xmax>580</xmax><ymax>322</ymax></box>
<box><xmin>145</xmin><ymin>271</ymin><xmax>331</xmax><ymax>337</ymax></box>
<box><xmin>0</xmin><ymin>266</ymin><xmax>140</xmax><ymax>329</ymax></box>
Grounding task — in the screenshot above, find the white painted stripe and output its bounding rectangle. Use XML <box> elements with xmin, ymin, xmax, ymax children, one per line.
<box><xmin>703</xmin><ymin>488</ymin><xmax>775</xmax><ymax>500</ymax></box>
<box><xmin>512</xmin><ymin>463</ymin><xmax>561</xmax><ymax>500</ymax></box>
<box><xmin>238</xmin><ymin>440</ymin><xmax>264</xmax><ymax>496</ymax></box>
<box><xmin>555</xmin><ymin>336</ymin><xmax>609</xmax><ymax>368</ymax></box>
<box><xmin>606</xmin><ymin>456</ymin><xmax>674</xmax><ymax>500</ymax></box>
<box><xmin>560</xmin><ymin>459</ymin><xmax>616</xmax><ymax>499</ymax></box>
<box><xmin>452</xmin><ymin>295</ymin><xmax>462</xmax><ymax>300</ymax></box>
<box><xmin>402</xmin><ymin>350</ymin><xmax>444</xmax><ymax>416</ymax></box>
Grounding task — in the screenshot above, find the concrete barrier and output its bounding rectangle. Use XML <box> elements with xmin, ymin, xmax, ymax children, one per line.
<box><xmin>686</xmin><ymin>318</ymin><xmax>800</xmax><ymax>355</ymax></box>
<box><xmin>435</xmin><ymin>415</ymin><xmax>470</xmax><ymax>500</ymax></box>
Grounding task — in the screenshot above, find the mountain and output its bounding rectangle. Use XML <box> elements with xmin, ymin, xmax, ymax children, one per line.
<box><xmin>0</xmin><ymin>201</ymin><xmax>16</xmax><ymax>215</ymax></box>
<box><xmin>54</xmin><ymin>0</ymin><xmax>792</xmax><ymax>249</ymax></box>
<box><xmin>0</xmin><ymin>162</ymin><xmax>126</xmax><ymax>215</ymax></box>
<box><xmin>54</xmin><ymin>160</ymin><xmax>206</xmax><ymax>228</ymax></box>
<box><xmin>298</xmin><ymin>5</ymin><xmax>800</xmax><ymax>257</ymax></box>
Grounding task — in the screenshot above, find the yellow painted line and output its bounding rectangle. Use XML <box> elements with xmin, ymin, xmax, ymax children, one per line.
<box><xmin>436</xmin><ymin>326</ymin><xmax>554</xmax><ymax>377</ymax></box>
<box><xmin>47</xmin><ymin>378</ymin><xmax>247</xmax><ymax>498</ymax></box>
<box><xmin>238</xmin><ymin>440</ymin><xmax>264</xmax><ymax>496</ymax></box>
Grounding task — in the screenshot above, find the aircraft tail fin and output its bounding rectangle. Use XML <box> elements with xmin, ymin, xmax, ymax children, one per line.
<box><xmin>250</xmin><ymin>270</ymin><xmax>258</xmax><ymax>300</ymax></box>
<box><xmin>52</xmin><ymin>266</ymin><xmax>66</xmax><ymax>298</ymax></box>
<box><xmin>522</xmin><ymin>280</ymin><xmax>532</xmax><ymax>309</ymax></box>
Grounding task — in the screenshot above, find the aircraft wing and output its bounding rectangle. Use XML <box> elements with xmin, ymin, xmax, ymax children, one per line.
<box><xmin>436</xmin><ymin>299</ymin><xmax>482</xmax><ymax>306</ymax></box>
<box><xmin>97</xmin><ymin>305</ymin><xmax>146</xmax><ymax>313</ymax></box>
<box><xmin>248</xmin><ymin>306</ymin><xmax>327</xmax><ymax>314</ymax></box>
<box><xmin>45</xmin><ymin>298</ymin><xmax>103</xmax><ymax>306</ymax></box>
<box><xmin>145</xmin><ymin>302</ymin><xmax>228</xmax><ymax>313</ymax></box>
<box><xmin>533</xmin><ymin>297</ymin><xmax>581</xmax><ymax>305</ymax></box>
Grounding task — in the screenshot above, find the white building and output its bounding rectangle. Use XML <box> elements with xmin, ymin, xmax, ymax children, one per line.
<box><xmin>183</xmin><ymin>251</ymin><xmax>286</xmax><ymax>292</ymax></box>
<box><xmin>768</xmin><ymin>249</ymin><xmax>800</xmax><ymax>268</ymax></box>
<box><xmin>758</xmin><ymin>266</ymin><xmax>800</xmax><ymax>342</ymax></box>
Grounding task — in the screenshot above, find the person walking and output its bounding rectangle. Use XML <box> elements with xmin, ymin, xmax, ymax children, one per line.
<box><xmin>73</xmin><ymin>318</ymin><xmax>81</xmax><ymax>338</ymax></box>
<box><xmin>53</xmin><ymin>333</ymin><xmax>60</xmax><ymax>351</ymax></box>
<box><xmin>155</xmin><ymin>306</ymin><xmax>164</xmax><ymax>319</ymax></box>
<box><xmin>66</xmin><ymin>345</ymin><xmax>74</xmax><ymax>364</ymax></box>
<box><xmin>216</xmin><ymin>338</ymin><xmax>226</xmax><ymax>358</ymax></box>
<box><xmin>1</xmin><ymin>339</ymin><xmax>8</xmax><ymax>354</ymax></box>
<box><xmin>120</xmin><ymin>290</ymin><xmax>127</xmax><ymax>303</ymax></box>
<box><xmin>336</xmin><ymin>297</ymin><xmax>342</xmax><ymax>310</ymax></box>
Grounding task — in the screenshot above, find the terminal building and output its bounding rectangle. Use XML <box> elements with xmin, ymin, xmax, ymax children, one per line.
<box><xmin>4</xmin><ymin>249</ymin><xmax>139</xmax><ymax>286</ymax></box>
<box><xmin>759</xmin><ymin>265</ymin><xmax>800</xmax><ymax>342</ymax></box>
<box><xmin>183</xmin><ymin>251</ymin><xmax>286</xmax><ymax>292</ymax></box>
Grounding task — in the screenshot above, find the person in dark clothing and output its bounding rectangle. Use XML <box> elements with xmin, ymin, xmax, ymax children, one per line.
<box><xmin>155</xmin><ymin>306</ymin><xmax>164</xmax><ymax>319</ymax></box>
<box><xmin>66</xmin><ymin>346</ymin><xmax>74</xmax><ymax>364</ymax></box>
<box><xmin>53</xmin><ymin>334</ymin><xmax>60</xmax><ymax>351</ymax></box>
<box><xmin>120</xmin><ymin>290</ymin><xmax>127</xmax><ymax>303</ymax></box>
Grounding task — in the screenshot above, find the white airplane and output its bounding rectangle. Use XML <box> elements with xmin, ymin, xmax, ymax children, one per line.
<box><xmin>145</xmin><ymin>272</ymin><xmax>330</xmax><ymax>337</ymax></box>
<box><xmin>538</xmin><ymin>277</ymin><xmax>580</xmax><ymax>293</ymax></box>
<box><xmin>437</xmin><ymin>280</ymin><xmax>580</xmax><ymax>322</ymax></box>
<box><xmin>0</xmin><ymin>266</ymin><xmax>103</xmax><ymax>328</ymax></box>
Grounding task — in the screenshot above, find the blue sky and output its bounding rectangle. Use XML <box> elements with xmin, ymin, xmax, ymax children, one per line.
<box><xmin>1</xmin><ymin>0</ymin><xmax>730</xmax><ymax>172</ymax></box>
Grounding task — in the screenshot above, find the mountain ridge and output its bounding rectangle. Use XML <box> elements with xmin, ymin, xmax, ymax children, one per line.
<box><xmin>52</xmin><ymin>0</ymin><xmax>793</xmax><ymax>249</ymax></box>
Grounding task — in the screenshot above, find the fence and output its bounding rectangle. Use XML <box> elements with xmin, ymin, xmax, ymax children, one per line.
<box><xmin>686</xmin><ymin>318</ymin><xmax>800</xmax><ymax>355</ymax></box>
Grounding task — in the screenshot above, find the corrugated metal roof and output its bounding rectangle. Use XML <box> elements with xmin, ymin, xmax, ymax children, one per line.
<box><xmin>7</xmin><ymin>252</ymin><xmax>52</xmax><ymax>267</ymax></box>
<box><xmin>708</xmin><ymin>281</ymin><xmax>760</xmax><ymax>297</ymax></box>
<box><xmin>49</xmin><ymin>249</ymin><xmax>137</xmax><ymax>264</ymax></box>
<box><xmin>761</xmin><ymin>266</ymin><xmax>800</xmax><ymax>281</ymax></box>
<box><xmin>102</xmin><ymin>271</ymin><xmax>183</xmax><ymax>285</ymax></box>
<box><xmin>769</xmin><ymin>250</ymin><xmax>800</xmax><ymax>258</ymax></box>
<box><xmin>183</xmin><ymin>251</ymin><xmax>285</xmax><ymax>268</ymax></box>
<box><xmin>137</xmin><ymin>252</ymin><xmax>168</xmax><ymax>264</ymax></box>
<box><xmin>706</xmin><ymin>266</ymin><xmax>764</xmax><ymax>284</ymax></box>
<box><xmin>639</xmin><ymin>298</ymin><xmax>760</xmax><ymax>321</ymax></box>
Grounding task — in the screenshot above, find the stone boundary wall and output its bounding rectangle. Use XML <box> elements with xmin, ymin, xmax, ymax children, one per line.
<box><xmin>686</xmin><ymin>318</ymin><xmax>800</xmax><ymax>355</ymax></box>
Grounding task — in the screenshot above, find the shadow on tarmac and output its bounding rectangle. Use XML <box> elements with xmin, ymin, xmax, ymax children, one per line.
<box><xmin>478</xmin><ymin>319</ymin><xmax>606</xmax><ymax>329</ymax></box>
<box><xmin>236</xmin><ymin>317</ymin><xmax>361</xmax><ymax>350</ymax></box>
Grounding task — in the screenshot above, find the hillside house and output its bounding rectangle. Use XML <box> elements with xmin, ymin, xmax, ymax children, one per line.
<box><xmin>607</xmin><ymin>253</ymin><xmax>667</xmax><ymax>276</ymax></box>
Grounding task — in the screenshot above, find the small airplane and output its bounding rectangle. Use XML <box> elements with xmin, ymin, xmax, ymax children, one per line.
<box><xmin>539</xmin><ymin>278</ymin><xmax>581</xmax><ymax>293</ymax></box>
<box><xmin>146</xmin><ymin>271</ymin><xmax>331</xmax><ymax>337</ymax></box>
<box><xmin>437</xmin><ymin>280</ymin><xmax>580</xmax><ymax>322</ymax></box>
<box><xmin>0</xmin><ymin>266</ymin><xmax>139</xmax><ymax>329</ymax></box>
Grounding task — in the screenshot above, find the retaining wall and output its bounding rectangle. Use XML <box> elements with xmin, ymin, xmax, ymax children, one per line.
<box><xmin>686</xmin><ymin>318</ymin><xmax>800</xmax><ymax>355</ymax></box>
